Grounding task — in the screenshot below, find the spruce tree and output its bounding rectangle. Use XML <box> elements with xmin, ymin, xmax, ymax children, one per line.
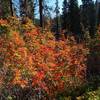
<box><xmin>68</xmin><ymin>0</ymin><xmax>81</xmax><ymax>35</ymax></box>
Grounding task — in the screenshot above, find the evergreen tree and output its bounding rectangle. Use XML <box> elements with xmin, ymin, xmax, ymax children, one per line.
<box><xmin>55</xmin><ymin>0</ymin><xmax>59</xmax><ymax>33</ymax></box>
<box><xmin>19</xmin><ymin>0</ymin><xmax>34</xmax><ymax>22</ymax></box>
<box><xmin>27</xmin><ymin>0</ymin><xmax>34</xmax><ymax>21</ymax></box>
<box><xmin>98</xmin><ymin>4</ymin><xmax>100</xmax><ymax>24</ymax></box>
<box><xmin>55</xmin><ymin>0</ymin><xmax>60</xmax><ymax>40</ymax></box>
<box><xmin>19</xmin><ymin>0</ymin><xmax>26</xmax><ymax>17</ymax></box>
<box><xmin>81</xmin><ymin>0</ymin><xmax>96</xmax><ymax>37</ymax></box>
<box><xmin>68</xmin><ymin>0</ymin><xmax>81</xmax><ymax>35</ymax></box>
<box><xmin>62</xmin><ymin>0</ymin><xmax>70</xmax><ymax>30</ymax></box>
<box><xmin>96</xmin><ymin>0</ymin><xmax>100</xmax><ymax>25</ymax></box>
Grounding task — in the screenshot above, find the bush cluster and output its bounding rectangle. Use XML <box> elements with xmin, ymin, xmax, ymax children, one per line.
<box><xmin>0</xmin><ymin>18</ymin><xmax>89</xmax><ymax>99</ymax></box>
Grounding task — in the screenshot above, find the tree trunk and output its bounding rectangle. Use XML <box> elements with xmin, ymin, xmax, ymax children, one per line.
<box><xmin>39</xmin><ymin>0</ymin><xmax>43</xmax><ymax>27</ymax></box>
<box><xmin>10</xmin><ymin>0</ymin><xmax>13</xmax><ymax>16</ymax></box>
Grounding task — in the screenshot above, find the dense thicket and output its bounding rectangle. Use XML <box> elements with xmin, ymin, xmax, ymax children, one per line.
<box><xmin>0</xmin><ymin>0</ymin><xmax>100</xmax><ymax>99</ymax></box>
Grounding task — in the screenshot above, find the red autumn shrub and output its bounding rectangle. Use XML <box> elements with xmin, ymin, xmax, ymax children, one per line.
<box><xmin>0</xmin><ymin>18</ymin><xmax>88</xmax><ymax>98</ymax></box>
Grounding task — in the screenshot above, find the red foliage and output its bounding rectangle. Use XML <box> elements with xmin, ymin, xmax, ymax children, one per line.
<box><xmin>0</xmin><ymin>19</ymin><xmax>88</xmax><ymax>97</ymax></box>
